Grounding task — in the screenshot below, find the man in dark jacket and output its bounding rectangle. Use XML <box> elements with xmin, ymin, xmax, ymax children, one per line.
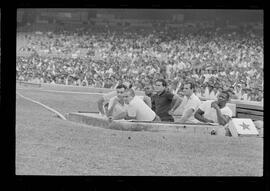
<box><xmin>151</xmin><ymin>79</ymin><xmax>181</xmax><ymax>122</ymax></box>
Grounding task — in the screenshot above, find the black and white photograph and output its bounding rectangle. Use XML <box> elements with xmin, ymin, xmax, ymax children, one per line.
<box><xmin>15</xmin><ymin>8</ymin><xmax>263</xmax><ymax>176</ymax></box>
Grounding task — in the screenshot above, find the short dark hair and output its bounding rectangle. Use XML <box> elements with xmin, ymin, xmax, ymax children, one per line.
<box><xmin>155</xmin><ymin>79</ymin><xmax>167</xmax><ymax>87</ymax></box>
<box><xmin>116</xmin><ymin>84</ymin><xmax>127</xmax><ymax>89</ymax></box>
<box><xmin>184</xmin><ymin>81</ymin><xmax>196</xmax><ymax>90</ymax></box>
<box><xmin>220</xmin><ymin>90</ymin><xmax>230</xmax><ymax>100</ymax></box>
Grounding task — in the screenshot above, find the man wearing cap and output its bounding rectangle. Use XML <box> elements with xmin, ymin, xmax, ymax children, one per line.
<box><xmin>194</xmin><ymin>91</ymin><xmax>233</xmax><ymax>126</ymax></box>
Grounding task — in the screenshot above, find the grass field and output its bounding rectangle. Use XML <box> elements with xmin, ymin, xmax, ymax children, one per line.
<box><xmin>16</xmin><ymin>84</ymin><xmax>263</xmax><ymax>176</ymax></box>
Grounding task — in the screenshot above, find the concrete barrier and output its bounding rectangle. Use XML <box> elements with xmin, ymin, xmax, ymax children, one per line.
<box><xmin>66</xmin><ymin>112</ymin><xmax>225</xmax><ymax>135</ymax></box>
<box><xmin>16</xmin><ymin>80</ymin><xmax>41</xmax><ymax>88</ymax></box>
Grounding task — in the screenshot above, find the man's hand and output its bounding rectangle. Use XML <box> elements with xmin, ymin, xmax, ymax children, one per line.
<box><xmin>211</xmin><ymin>101</ymin><xmax>220</xmax><ymax>110</ymax></box>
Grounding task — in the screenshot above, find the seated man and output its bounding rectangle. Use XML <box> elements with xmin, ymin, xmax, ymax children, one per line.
<box><xmin>174</xmin><ymin>81</ymin><xmax>201</xmax><ymax>123</ymax></box>
<box><xmin>97</xmin><ymin>81</ymin><xmax>151</xmax><ymax>115</ymax></box>
<box><xmin>194</xmin><ymin>91</ymin><xmax>233</xmax><ymax>126</ymax></box>
<box><xmin>97</xmin><ymin>81</ymin><xmax>132</xmax><ymax>116</ymax></box>
<box><xmin>106</xmin><ymin>84</ymin><xmax>127</xmax><ymax>118</ymax></box>
<box><xmin>152</xmin><ymin>79</ymin><xmax>182</xmax><ymax>122</ymax></box>
<box><xmin>112</xmin><ymin>88</ymin><xmax>160</xmax><ymax>121</ymax></box>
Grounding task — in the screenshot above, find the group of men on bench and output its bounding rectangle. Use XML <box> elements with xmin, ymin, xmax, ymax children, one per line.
<box><xmin>97</xmin><ymin>79</ymin><xmax>232</xmax><ymax>126</ymax></box>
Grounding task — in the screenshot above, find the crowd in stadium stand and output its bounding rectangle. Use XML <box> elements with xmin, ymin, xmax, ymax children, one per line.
<box><xmin>16</xmin><ymin>23</ymin><xmax>263</xmax><ymax>102</ymax></box>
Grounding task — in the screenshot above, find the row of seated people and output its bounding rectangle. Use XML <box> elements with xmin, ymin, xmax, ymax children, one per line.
<box><xmin>98</xmin><ymin>80</ymin><xmax>233</xmax><ymax>128</ymax></box>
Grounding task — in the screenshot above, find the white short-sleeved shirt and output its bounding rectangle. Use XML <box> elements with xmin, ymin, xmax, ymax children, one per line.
<box><xmin>108</xmin><ymin>96</ymin><xmax>126</xmax><ymax>117</ymax></box>
<box><xmin>174</xmin><ymin>93</ymin><xmax>201</xmax><ymax>122</ymax></box>
<box><xmin>198</xmin><ymin>100</ymin><xmax>233</xmax><ymax>124</ymax></box>
<box><xmin>125</xmin><ymin>96</ymin><xmax>156</xmax><ymax>121</ymax></box>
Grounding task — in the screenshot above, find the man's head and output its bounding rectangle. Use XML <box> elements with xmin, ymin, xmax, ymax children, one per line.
<box><xmin>183</xmin><ymin>81</ymin><xmax>195</xmax><ymax>97</ymax></box>
<box><xmin>144</xmin><ymin>84</ymin><xmax>153</xmax><ymax>96</ymax></box>
<box><xmin>154</xmin><ymin>79</ymin><xmax>167</xmax><ymax>93</ymax></box>
<box><xmin>116</xmin><ymin>84</ymin><xmax>127</xmax><ymax>99</ymax></box>
<box><xmin>123</xmin><ymin>88</ymin><xmax>135</xmax><ymax>104</ymax></box>
<box><xmin>217</xmin><ymin>91</ymin><xmax>230</xmax><ymax>107</ymax></box>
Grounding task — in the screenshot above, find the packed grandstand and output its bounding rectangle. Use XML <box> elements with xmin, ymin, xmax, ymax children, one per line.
<box><xmin>16</xmin><ymin>9</ymin><xmax>263</xmax><ymax>102</ymax></box>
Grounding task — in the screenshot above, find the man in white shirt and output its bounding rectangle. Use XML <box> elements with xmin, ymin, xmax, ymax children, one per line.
<box><xmin>173</xmin><ymin>81</ymin><xmax>201</xmax><ymax>123</ymax></box>
<box><xmin>112</xmin><ymin>89</ymin><xmax>160</xmax><ymax>121</ymax></box>
<box><xmin>106</xmin><ymin>84</ymin><xmax>127</xmax><ymax>119</ymax></box>
<box><xmin>194</xmin><ymin>91</ymin><xmax>232</xmax><ymax>126</ymax></box>
<box><xmin>97</xmin><ymin>81</ymin><xmax>153</xmax><ymax>117</ymax></box>
<box><xmin>97</xmin><ymin>84</ymin><xmax>127</xmax><ymax>117</ymax></box>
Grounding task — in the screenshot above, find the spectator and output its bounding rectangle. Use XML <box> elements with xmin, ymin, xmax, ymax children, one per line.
<box><xmin>194</xmin><ymin>91</ymin><xmax>233</xmax><ymax>125</ymax></box>
<box><xmin>173</xmin><ymin>81</ymin><xmax>202</xmax><ymax>123</ymax></box>
<box><xmin>151</xmin><ymin>79</ymin><xmax>182</xmax><ymax>122</ymax></box>
<box><xmin>113</xmin><ymin>88</ymin><xmax>161</xmax><ymax>121</ymax></box>
<box><xmin>106</xmin><ymin>84</ymin><xmax>127</xmax><ymax>118</ymax></box>
<box><xmin>16</xmin><ymin>22</ymin><xmax>263</xmax><ymax>102</ymax></box>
